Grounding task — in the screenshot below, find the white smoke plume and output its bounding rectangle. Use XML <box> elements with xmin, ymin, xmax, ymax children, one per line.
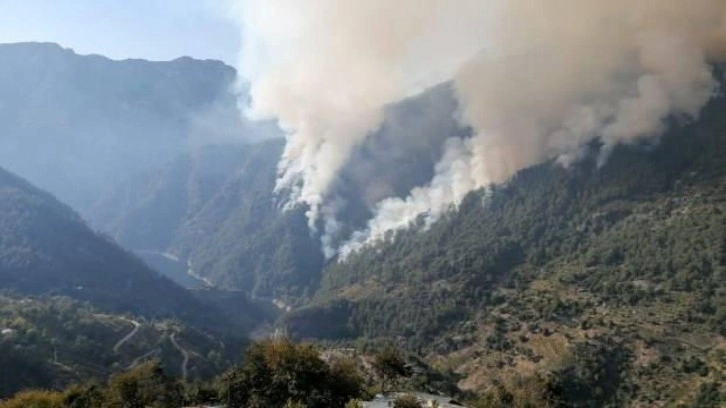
<box><xmin>229</xmin><ymin>0</ymin><xmax>489</xmax><ymax>225</ymax></box>
<box><xmin>229</xmin><ymin>0</ymin><xmax>726</xmax><ymax>256</ymax></box>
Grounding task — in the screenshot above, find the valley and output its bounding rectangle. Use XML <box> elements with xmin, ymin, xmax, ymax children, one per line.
<box><xmin>0</xmin><ymin>40</ymin><xmax>724</xmax><ymax>407</ymax></box>
<box><xmin>136</xmin><ymin>250</ymin><xmax>210</xmax><ymax>289</ymax></box>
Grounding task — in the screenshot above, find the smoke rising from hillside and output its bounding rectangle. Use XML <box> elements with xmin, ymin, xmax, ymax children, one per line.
<box><xmin>231</xmin><ymin>0</ymin><xmax>726</xmax><ymax>256</ymax></box>
<box><xmin>231</xmin><ymin>0</ymin><xmax>488</xmax><ymax>225</ymax></box>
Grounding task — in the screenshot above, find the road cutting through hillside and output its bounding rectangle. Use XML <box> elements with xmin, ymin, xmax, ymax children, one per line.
<box><xmin>127</xmin><ymin>349</ymin><xmax>160</xmax><ymax>370</ymax></box>
<box><xmin>170</xmin><ymin>333</ymin><xmax>189</xmax><ymax>381</ymax></box>
<box><xmin>113</xmin><ymin>318</ymin><xmax>141</xmax><ymax>353</ymax></box>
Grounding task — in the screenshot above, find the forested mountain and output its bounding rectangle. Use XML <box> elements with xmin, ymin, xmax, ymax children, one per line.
<box><xmin>281</xmin><ymin>82</ymin><xmax>726</xmax><ymax>405</ymax></box>
<box><xmin>0</xmin><ymin>42</ymin><xmax>273</xmax><ymax>210</ymax></box>
<box><xmin>0</xmin><ymin>294</ymin><xmax>241</xmax><ymax>398</ymax></box>
<box><xmin>87</xmin><ymin>84</ymin><xmax>460</xmax><ymax>300</ymax></box>
<box><xmin>83</xmin><ymin>67</ymin><xmax>726</xmax><ymax>405</ymax></box>
<box><xmin>0</xmin><ymin>166</ymin><xmax>241</xmax><ymax>328</ymax></box>
<box><xmin>86</xmin><ymin>140</ymin><xmax>323</xmax><ymax>300</ymax></box>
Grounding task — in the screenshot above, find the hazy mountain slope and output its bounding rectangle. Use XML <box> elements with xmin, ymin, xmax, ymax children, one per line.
<box><xmin>88</xmin><ymin>144</ymin><xmax>254</xmax><ymax>251</ymax></box>
<box><xmin>86</xmin><ymin>140</ymin><xmax>324</xmax><ymax>299</ymax></box>
<box><xmin>0</xmin><ymin>166</ymin><xmax>229</xmax><ymax>327</ymax></box>
<box><xmin>282</xmin><ymin>79</ymin><xmax>726</xmax><ymax>405</ymax></box>
<box><xmin>86</xmin><ymin>84</ymin><xmax>461</xmax><ymax>299</ymax></box>
<box><xmin>0</xmin><ymin>293</ymin><xmax>242</xmax><ymax>398</ymax></box>
<box><xmin>0</xmin><ymin>42</ymin><xmax>251</xmax><ymax>210</ymax></box>
<box><xmin>170</xmin><ymin>141</ymin><xmax>323</xmax><ymax>298</ymax></box>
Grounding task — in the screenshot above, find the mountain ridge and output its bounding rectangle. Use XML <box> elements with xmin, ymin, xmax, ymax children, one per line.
<box><xmin>0</xmin><ymin>41</ymin><xmax>255</xmax><ymax>210</ymax></box>
<box><xmin>0</xmin><ymin>165</ymin><xmax>239</xmax><ymax>328</ymax></box>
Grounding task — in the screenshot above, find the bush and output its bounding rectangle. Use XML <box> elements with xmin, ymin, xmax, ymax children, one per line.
<box><xmin>345</xmin><ymin>399</ymin><xmax>364</xmax><ymax>408</ymax></box>
<box><xmin>372</xmin><ymin>347</ymin><xmax>410</xmax><ymax>393</ymax></box>
<box><xmin>0</xmin><ymin>390</ymin><xmax>64</xmax><ymax>408</ymax></box>
<box><xmin>393</xmin><ymin>394</ymin><xmax>423</xmax><ymax>408</ymax></box>
<box><xmin>219</xmin><ymin>339</ymin><xmax>364</xmax><ymax>408</ymax></box>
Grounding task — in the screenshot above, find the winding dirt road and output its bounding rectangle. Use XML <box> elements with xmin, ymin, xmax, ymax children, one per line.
<box><xmin>170</xmin><ymin>333</ymin><xmax>189</xmax><ymax>381</ymax></box>
<box><xmin>126</xmin><ymin>349</ymin><xmax>160</xmax><ymax>370</ymax></box>
<box><xmin>113</xmin><ymin>318</ymin><xmax>141</xmax><ymax>353</ymax></box>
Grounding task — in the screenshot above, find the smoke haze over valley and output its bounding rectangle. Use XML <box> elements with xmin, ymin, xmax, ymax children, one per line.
<box><xmin>1</xmin><ymin>2</ymin><xmax>726</xmax><ymax>406</ymax></box>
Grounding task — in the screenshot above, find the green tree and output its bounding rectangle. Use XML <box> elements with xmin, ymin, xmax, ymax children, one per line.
<box><xmin>0</xmin><ymin>390</ymin><xmax>64</xmax><ymax>408</ymax></box>
<box><xmin>106</xmin><ymin>362</ymin><xmax>183</xmax><ymax>408</ymax></box>
<box><xmin>691</xmin><ymin>382</ymin><xmax>725</xmax><ymax>408</ymax></box>
<box><xmin>62</xmin><ymin>385</ymin><xmax>105</xmax><ymax>408</ymax></box>
<box><xmin>185</xmin><ymin>382</ymin><xmax>218</xmax><ymax>406</ymax></box>
<box><xmin>345</xmin><ymin>399</ymin><xmax>364</xmax><ymax>408</ymax></box>
<box><xmin>219</xmin><ymin>339</ymin><xmax>363</xmax><ymax>408</ymax></box>
<box><xmin>372</xmin><ymin>347</ymin><xmax>409</xmax><ymax>393</ymax></box>
<box><xmin>393</xmin><ymin>394</ymin><xmax>423</xmax><ymax>408</ymax></box>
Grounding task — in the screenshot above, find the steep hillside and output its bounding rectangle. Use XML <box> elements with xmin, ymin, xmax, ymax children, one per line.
<box><xmin>87</xmin><ymin>143</ymin><xmax>257</xmax><ymax>252</ymax></box>
<box><xmin>86</xmin><ymin>84</ymin><xmax>460</xmax><ymax>300</ymax></box>
<box><xmin>282</xmin><ymin>83</ymin><xmax>726</xmax><ymax>405</ymax></box>
<box><xmin>0</xmin><ymin>294</ymin><xmax>240</xmax><ymax>398</ymax></box>
<box><xmin>87</xmin><ymin>140</ymin><xmax>323</xmax><ymax>300</ymax></box>
<box><xmin>0</xmin><ymin>42</ymin><xmax>267</xmax><ymax>210</ymax></box>
<box><xmin>169</xmin><ymin>141</ymin><xmax>323</xmax><ymax>298</ymax></box>
<box><xmin>0</xmin><ymin>166</ymin><xmax>238</xmax><ymax>328</ymax></box>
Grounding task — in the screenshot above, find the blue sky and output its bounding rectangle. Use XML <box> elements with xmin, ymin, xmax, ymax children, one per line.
<box><xmin>0</xmin><ymin>0</ymin><xmax>240</xmax><ymax>64</ymax></box>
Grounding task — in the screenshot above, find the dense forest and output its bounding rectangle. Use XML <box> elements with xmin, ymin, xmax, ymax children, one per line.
<box><xmin>281</xmin><ymin>78</ymin><xmax>726</xmax><ymax>405</ymax></box>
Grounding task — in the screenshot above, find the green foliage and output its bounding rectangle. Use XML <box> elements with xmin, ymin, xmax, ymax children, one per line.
<box><xmin>218</xmin><ymin>339</ymin><xmax>364</xmax><ymax>408</ymax></box>
<box><xmin>690</xmin><ymin>382</ymin><xmax>725</xmax><ymax>408</ymax></box>
<box><xmin>0</xmin><ymin>390</ymin><xmax>65</xmax><ymax>408</ymax></box>
<box><xmin>0</xmin><ymin>340</ymin><xmax>52</xmax><ymax>398</ymax></box>
<box><xmin>62</xmin><ymin>385</ymin><xmax>106</xmax><ymax>408</ymax></box>
<box><xmin>467</xmin><ymin>376</ymin><xmax>557</xmax><ymax>408</ymax></box>
<box><xmin>183</xmin><ymin>382</ymin><xmax>219</xmax><ymax>406</ymax></box>
<box><xmin>345</xmin><ymin>399</ymin><xmax>364</xmax><ymax>408</ymax></box>
<box><xmin>548</xmin><ymin>336</ymin><xmax>634</xmax><ymax>407</ymax></box>
<box><xmin>105</xmin><ymin>362</ymin><xmax>184</xmax><ymax>408</ymax></box>
<box><xmin>372</xmin><ymin>347</ymin><xmax>410</xmax><ymax>393</ymax></box>
<box><xmin>3</xmin><ymin>362</ymin><xmax>197</xmax><ymax>408</ymax></box>
<box><xmin>392</xmin><ymin>394</ymin><xmax>423</xmax><ymax>408</ymax></box>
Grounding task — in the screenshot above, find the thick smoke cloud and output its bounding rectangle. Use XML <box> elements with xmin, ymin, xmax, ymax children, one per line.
<box><xmin>230</xmin><ymin>0</ymin><xmax>726</xmax><ymax>256</ymax></box>
<box><xmin>230</xmin><ymin>0</ymin><xmax>488</xmax><ymax>224</ymax></box>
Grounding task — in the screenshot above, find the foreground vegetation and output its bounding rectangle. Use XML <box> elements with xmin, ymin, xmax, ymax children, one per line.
<box><xmin>0</xmin><ymin>340</ymin><xmax>404</xmax><ymax>408</ymax></box>
<box><xmin>6</xmin><ymin>338</ymin><xmax>722</xmax><ymax>407</ymax></box>
<box><xmin>0</xmin><ymin>293</ymin><xmax>243</xmax><ymax>398</ymax></box>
